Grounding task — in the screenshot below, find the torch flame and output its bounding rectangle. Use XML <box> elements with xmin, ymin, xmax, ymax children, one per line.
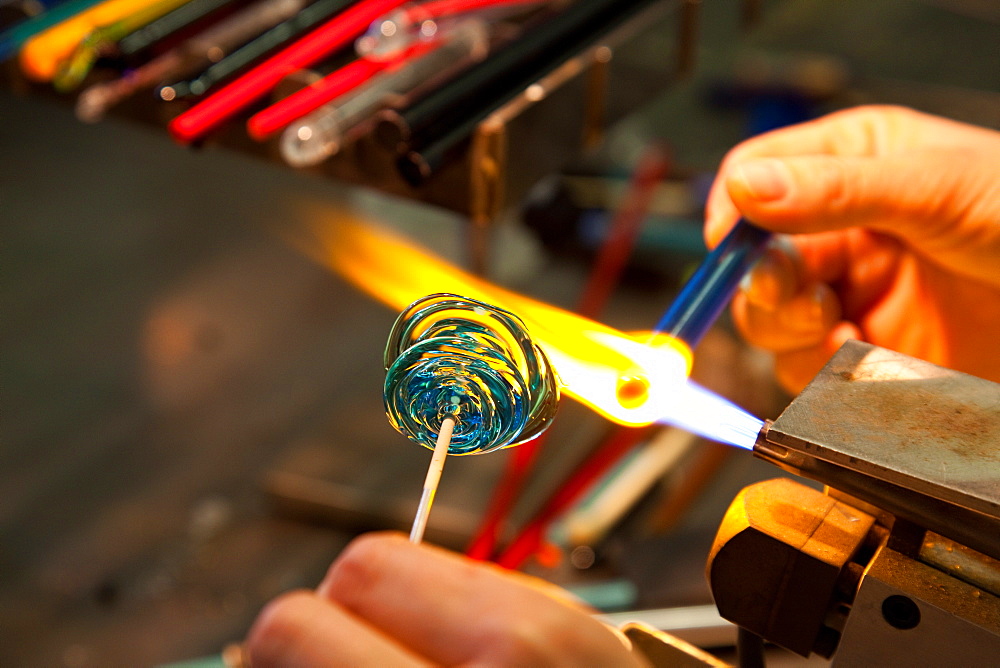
<box><xmin>292</xmin><ymin>210</ymin><xmax>693</xmax><ymax>427</ymax></box>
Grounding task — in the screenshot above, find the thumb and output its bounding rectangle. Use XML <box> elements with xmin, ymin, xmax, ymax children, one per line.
<box><xmin>726</xmin><ymin>153</ymin><xmax>1000</xmax><ymax>283</ymax></box>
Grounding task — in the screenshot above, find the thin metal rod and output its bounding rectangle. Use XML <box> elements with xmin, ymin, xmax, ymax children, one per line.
<box><xmin>737</xmin><ymin>627</ymin><xmax>767</xmax><ymax>668</ymax></box>
<box><xmin>409</xmin><ymin>417</ymin><xmax>456</xmax><ymax>543</ymax></box>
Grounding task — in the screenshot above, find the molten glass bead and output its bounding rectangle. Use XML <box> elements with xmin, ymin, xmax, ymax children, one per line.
<box><xmin>384</xmin><ymin>293</ymin><xmax>559</xmax><ymax>454</ymax></box>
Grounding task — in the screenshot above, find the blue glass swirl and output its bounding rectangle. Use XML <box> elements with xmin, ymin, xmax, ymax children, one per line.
<box><xmin>384</xmin><ymin>294</ymin><xmax>560</xmax><ymax>455</ymax></box>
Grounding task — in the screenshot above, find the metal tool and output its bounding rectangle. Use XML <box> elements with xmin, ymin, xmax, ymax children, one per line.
<box><xmin>752</xmin><ymin>339</ymin><xmax>1000</xmax><ymax>562</ymax></box>
<box><xmin>705</xmin><ymin>340</ymin><xmax>1000</xmax><ymax>664</ymax></box>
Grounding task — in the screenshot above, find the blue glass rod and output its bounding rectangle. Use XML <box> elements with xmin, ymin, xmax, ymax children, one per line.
<box><xmin>655</xmin><ymin>219</ymin><xmax>771</xmax><ymax>347</ymax></box>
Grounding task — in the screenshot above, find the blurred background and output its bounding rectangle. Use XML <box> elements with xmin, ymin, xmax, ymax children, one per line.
<box><xmin>2</xmin><ymin>0</ymin><xmax>998</xmax><ymax>665</ymax></box>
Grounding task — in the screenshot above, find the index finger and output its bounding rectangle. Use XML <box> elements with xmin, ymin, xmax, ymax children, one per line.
<box><xmin>704</xmin><ymin>106</ymin><xmax>899</xmax><ymax>246</ymax></box>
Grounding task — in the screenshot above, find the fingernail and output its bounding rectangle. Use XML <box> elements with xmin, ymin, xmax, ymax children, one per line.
<box><xmin>734</xmin><ymin>160</ymin><xmax>788</xmax><ymax>201</ymax></box>
<box><xmin>812</xmin><ymin>282</ymin><xmax>840</xmax><ymax>325</ymax></box>
<box><xmin>808</xmin><ymin>283</ymin><xmax>827</xmax><ymax>323</ymax></box>
<box><xmin>741</xmin><ymin>250</ymin><xmax>788</xmax><ymax>311</ymax></box>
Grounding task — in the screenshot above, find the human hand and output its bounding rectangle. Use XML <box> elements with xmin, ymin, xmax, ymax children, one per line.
<box><xmin>245</xmin><ymin>532</ymin><xmax>645</xmax><ymax>666</ymax></box>
<box><xmin>706</xmin><ymin>105</ymin><xmax>1000</xmax><ymax>392</ymax></box>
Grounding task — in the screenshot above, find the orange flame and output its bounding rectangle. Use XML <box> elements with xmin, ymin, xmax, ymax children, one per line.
<box><xmin>293</xmin><ymin>210</ymin><xmax>692</xmax><ymax>426</ymax></box>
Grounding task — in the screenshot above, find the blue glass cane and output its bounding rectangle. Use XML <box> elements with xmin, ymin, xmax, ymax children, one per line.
<box><xmin>654</xmin><ymin>219</ymin><xmax>771</xmax><ymax>347</ymax></box>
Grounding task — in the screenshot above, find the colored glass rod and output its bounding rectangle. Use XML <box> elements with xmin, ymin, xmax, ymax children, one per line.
<box><xmin>19</xmin><ymin>0</ymin><xmax>192</xmax><ymax>81</ymax></box>
<box><xmin>654</xmin><ymin>218</ymin><xmax>771</xmax><ymax>347</ymax></box>
<box><xmin>167</xmin><ymin>0</ymin><xmax>408</xmax><ymax>144</ymax></box>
